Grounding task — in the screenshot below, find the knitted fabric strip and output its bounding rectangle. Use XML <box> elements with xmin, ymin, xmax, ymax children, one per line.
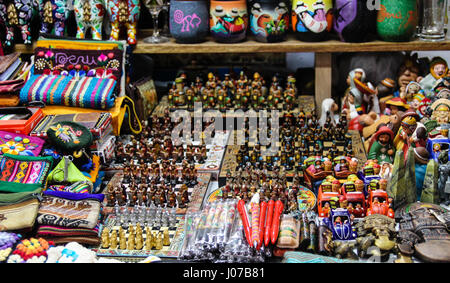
<box><xmin>37</xmin><ymin>225</ymin><xmax>99</xmax><ymax>237</ymax></box>
<box><xmin>20</xmin><ymin>75</ymin><xmax>116</xmax><ymax>109</ymax></box>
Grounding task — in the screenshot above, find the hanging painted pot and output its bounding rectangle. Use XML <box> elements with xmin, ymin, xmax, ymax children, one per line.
<box><xmin>249</xmin><ymin>0</ymin><xmax>289</xmax><ymax>43</ymax></box>
<box><xmin>291</xmin><ymin>0</ymin><xmax>333</xmax><ymax>42</ymax></box>
<box><xmin>170</xmin><ymin>0</ymin><xmax>209</xmax><ymax>43</ymax></box>
<box><xmin>333</xmin><ymin>0</ymin><xmax>375</xmax><ymax>42</ymax></box>
<box><xmin>376</xmin><ymin>0</ymin><xmax>417</xmax><ymax>42</ymax></box>
<box><xmin>210</xmin><ymin>0</ymin><xmax>248</xmax><ymax>43</ymax></box>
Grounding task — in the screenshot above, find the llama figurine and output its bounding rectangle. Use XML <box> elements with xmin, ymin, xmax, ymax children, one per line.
<box><xmin>73</xmin><ymin>0</ymin><xmax>105</xmax><ymax>40</ymax></box>
<box><xmin>3</xmin><ymin>0</ymin><xmax>33</xmax><ymax>47</ymax></box>
<box><xmin>36</xmin><ymin>0</ymin><xmax>69</xmax><ymax>37</ymax></box>
<box><xmin>106</xmin><ymin>0</ymin><xmax>140</xmax><ymax>45</ymax></box>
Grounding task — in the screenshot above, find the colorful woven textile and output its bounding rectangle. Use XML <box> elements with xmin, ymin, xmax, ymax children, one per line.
<box><xmin>20</xmin><ymin>74</ymin><xmax>116</xmax><ymax>109</ymax></box>
<box><xmin>282</xmin><ymin>251</ymin><xmax>360</xmax><ymax>263</ymax></box>
<box><xmin>0</xmin><ymin>131</ymin><xmax>44</xmax><ymax>157</ymax></box>
<box><xmin>0</xmin><ymin>154</ymin><xmax>52</xmax><ymax>187</ymax></box>
<box><xmin>36</xmin><ymin>225</ymin><xmax>99</xmax><ymax>238</ymax></box>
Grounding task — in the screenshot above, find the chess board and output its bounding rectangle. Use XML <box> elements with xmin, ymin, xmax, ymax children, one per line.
<box><xmin>102</xmin><ymin>173</ymin><xmax>212</xmax><ymax>215</ymax></box>
<box><xmin>219</xmin><ymin>130</ymin><xmax>366</xmax><ymax>180</ymax></box>
<box><xmin>152</xmin><ymin>95</ymin><xmax>316</xmax><ymax>117</ymax></box>
<box><xmin>94</xmin><ymin>214</ymin><xmax>186</xmax><ymax>259</ymax></box>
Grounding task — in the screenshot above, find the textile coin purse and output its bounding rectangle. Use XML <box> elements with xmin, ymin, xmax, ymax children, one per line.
<box><xmin>0</xmin><ymin>186</ymin><xmax>43</xmax><ymax>231</ymax></box>
<box><xmin>0</xmin><ymin>131</ymin><xmax>45</xmax><ymax>157</ymax></box>
<box><xmin>46</xmin><ymin>121</ymin><xmax>94</xmax><ymax>154</ymax></box>
<box><xmin>37</xmin><ymin>190</ymin><xmax>104</xmax><ymax>229</ymax></box>
<box><xmin>46</xmin><ymin>156</ymin><xmax>94</xmax><ymax>194</ymax></box>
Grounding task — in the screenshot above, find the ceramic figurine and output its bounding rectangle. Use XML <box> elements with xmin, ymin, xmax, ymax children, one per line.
<box><xmin>4</xmin><ymin>0</ymin><xmax>33</xmax><ymax>47</ymax></box>
<box><xmin>418</xmin><ymin>57</ymin><xmax>449</xmax><ymax>97</ymax></box>
<box><xmin>291</xmin><ymin>0</ymin><xmax>333</xmax><ymax>42</ymax></box>
<box><xmin>393</xmin><ymin>53</ymin><xmax>421</xmax><ymax>99</ymax></box>
<box><xmin>319</xmin><ymin>98</ymin><xmax>339</xmax><ymax>127</ymax></box>
<box><xmin>430</xmin><ymin>98</ymin><xmax>450</xmax><ymax>125</ymax></box>
<box><xmin>73</xmin><ymin>0</ymin><xmax>105</xmax><ymax>40</ymax></box>
<box><xmin>107</xmin><ymin>0</ymin><xmax>140</xmax><ymax>45</ymax></box>
<box><xmin>394</xmin><ymin>111</ymin><xmax>427</xmax><ymax>157</ymax></box>
<box><xmin>368</xmin><ymin>126</ymin><xmax>395</xmax><ymax>164</ymax></box>
<box><xmin>37</xmin><ymin>0</ymin><xmax>69</xmax><ymax>37</ymax></box>
<box><xmin>249</xmin><ymin>0</ymin><xmax>289</xmax><ymax>43</ymax></box>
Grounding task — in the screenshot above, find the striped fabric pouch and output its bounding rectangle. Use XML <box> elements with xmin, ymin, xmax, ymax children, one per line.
<box><xmin>20</xmin><ymin>74</ymin><xmax>116</xmax><ymax>110</ymax></box>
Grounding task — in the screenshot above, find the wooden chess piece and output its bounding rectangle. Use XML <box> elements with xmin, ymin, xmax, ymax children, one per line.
<box><xmin>155</xmin><ymin>232</ymin><xmax>163</xmax><ymax>250</ymax></box>
<box><xmin>151</xmin><ymin>232</ymin><xmax>157</xmax><ymax>249</ymax></box>
<box><xmin>163</xmin><ymin>229</ymin><xmax>170</xmax><ymax>246</ymax></box>
<box><xmin>101</xmin><ymin>228</ymin><xmax>110</xmax><ymax>249</ymax></box>
<box><xmin>135</xmin><ymin>234</ymin><xmax>143</xmax><ymax>250</ymax></box>
<box><xmin>109</xmin><ymin>230</ymin><xmax>118</xmax><ymax>249</ymax></box>
<box><xmin>119</xmin><ymin>234</ymin><xmax>127</xmax><ymax>250</ymax></box>
<box><xmin>127</xmin><ymin>233</ymin><xmax>135</xmax><ymax>250</ymax></box>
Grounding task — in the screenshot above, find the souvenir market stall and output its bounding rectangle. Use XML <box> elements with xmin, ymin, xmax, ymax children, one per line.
<box><xmin>0</xmin><ymin>0</ymin><xmax>449</xmax><ymax>264</ymax></box>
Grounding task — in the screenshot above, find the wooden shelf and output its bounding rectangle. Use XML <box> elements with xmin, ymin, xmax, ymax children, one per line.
<box><xmin>11</xmin><ymin>34</ymin><xmax>450</xmax><ymax>54</ymax></box>
<box><xmin>132</xmin><ymin>36</ymin><xmax>450</xmax><ymax>54</ymax></box>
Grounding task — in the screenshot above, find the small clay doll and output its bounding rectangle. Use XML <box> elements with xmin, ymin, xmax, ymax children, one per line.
<box><xmin>368</xmin><ymin>126</ymin><xmax>395</xmax><ymax>164</ymax></box>
<box><xmin>319</xmin><ymin>98</ymin><xmax>340</xmax><ymax>127</ymax></box>
<box><xmin>394</xmin><ymin>111</ymin><xmax>427</xmax><ymax>157</ymax></box>
<box><xmin>419</xmin><ymin>57</ymin><xmax>449</xmax><ymax>96</ymax></box>
<box><xmin>430</xmin><ymin>99</ymin><xmax>450</xmax><ymax>124</ymax></box>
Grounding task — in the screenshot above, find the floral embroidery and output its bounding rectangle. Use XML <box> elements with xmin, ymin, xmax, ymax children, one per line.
<box><xmin>33</xmin><ymin>47</ymin><xmax>122</xmax><ymax>82</ymax></box>
<box><xmin>50</xmin><ymin>124</ymin><xmax>81</xmax><ymax>144</ymax></box>
<box><xmin>0</xmin><ymin>141</ymin><xmax>25</xmax><ymax>155</ymax></box>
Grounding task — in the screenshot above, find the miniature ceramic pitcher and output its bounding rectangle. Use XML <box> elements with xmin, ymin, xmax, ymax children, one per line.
<box><xmin>210</xmin><ymin>0</ymin><xmax>248</xmax><ymax>43</ymax></box>
<box><xmin>73</xmin><ymin>0</ymin><xmax>105</xmax><ymax>40</ymax></box>
<box><xmin>291</xmin><ymin>0</ymin><xmax>333</xmax><ymax>41</ymax></box>
<box><xmin>249</xmin><ymin>0</ymin><xmax>289</xmax><ymax>43</ymax></box>
<box><xmin>333</xmin><ymin>0</ymin><xmax>375</xmax><ymax>42</ymax></box>
<box><xmin>170</xmin><ymin>0</ymin><xmax>209</xmax><ymax>43</ymax></box>
<box><xmin>376</xmin><ymin>0</ymin><xmax>418</xmax><ymax>42</ymax></box>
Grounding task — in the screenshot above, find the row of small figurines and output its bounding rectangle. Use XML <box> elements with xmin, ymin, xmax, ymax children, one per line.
<box><xmin>112</xmin><ymin>203</ymin><xmax>178</xmax><ymax>228</ymax></box>
<box><xmin>115</xmin><ymin>143</ymin><xmax>208</xmax><ymax>165</ymax></box>
<box><xmin>105</xmin><ymin>181</ymin><xmax>191</xmax><ymax>209</ymax></box>
<box><xmin>100</xmin><ymin>224</ymin><xmax>172</xmax><ymax>251</ymax></box>
<box><xmin>168</xmin><ymin>76</ymin><xmax>298</xmax><ymax>110</ymax></box>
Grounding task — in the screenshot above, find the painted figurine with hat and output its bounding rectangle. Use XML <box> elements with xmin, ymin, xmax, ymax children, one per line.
<box><xmin>394</xmin><ymin>53</ymin><xmax>421</xmax><ymax>99</ymax></box>
<box><xmin>418</xmin><ymin>57</ymin><xmax>449</xmax><ymax>96</ymax></box>
<box><xmin>368</xmin><ymin>126</ymin><xmax>395</xmax><ymax>164</ymax></box>
<box><xmin>430</xmin><ymin>98</ymin><xmax>450</xmax><ymax>125</ymax></box>
<box><xmin>394</xmin><ymin>110</ymin><xmax>428</xmax><ymax>158</ymax></box>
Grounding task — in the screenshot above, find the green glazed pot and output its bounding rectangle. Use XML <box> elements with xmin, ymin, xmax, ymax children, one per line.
<box><xmin>376</xmin><ymin>0</ymin><xmax>418</xmax><ymax>42</ymax></box>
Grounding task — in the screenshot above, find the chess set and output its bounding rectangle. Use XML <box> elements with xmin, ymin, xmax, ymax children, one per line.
<box><xmin>94</xmin><ymin>212</ymin><xmax>186</xmax><ymax>259</ymax></box>
<box><xmin>102</xmin><ymin>171</ymin><xmax>212</xmax><ymax>215</ymax></box>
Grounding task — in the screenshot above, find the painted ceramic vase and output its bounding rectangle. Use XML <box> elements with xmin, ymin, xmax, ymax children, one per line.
<box><xmin>210</xmin><ymin>0</ymin><xmax>248</xmax><ymax>43</ymax></box>
<box><xmin>291</xmin><ymin>0</ymin><xmax>333</xmax><ymax>42</ymax></box>
<box><xmin>376</xmin><ymin>0</ymin><xmax>417</xmax><ymax>42</ymax></box>
<box><xmin>249</xmin><ymin>0</ymin><xmax>289</xmax><ymax>43</ymax></box>
<box><xmin>333</xmin><ymin>0</ymin><xmax>374</xmax><ymax>42</ymax></box>
<box><xmin>170</xmin><ymin>0</ymin><xmax>209</xmax><ymax>43</ymax></box>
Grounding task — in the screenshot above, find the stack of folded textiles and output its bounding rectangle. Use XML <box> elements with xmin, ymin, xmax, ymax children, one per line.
<box><xmin>36</xmin><ymin>190</ymin><xmax>104</xmax><ymax>246</ymax></box>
